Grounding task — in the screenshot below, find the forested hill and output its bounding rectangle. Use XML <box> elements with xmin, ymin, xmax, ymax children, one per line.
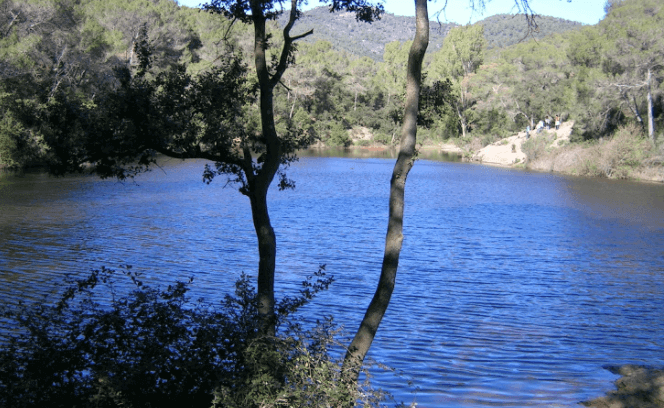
<box><xmin>480</xmin><ymin>14</ymin><xmax>582</xmax><ymax>49</ymax></box>
<box><xmin>279</xmin><ymin>7</ymin><xmax>455</xmax><ymax>60</ymax></box>
<box><xmin>280</xmin><ymin>7</ymin><xmax>583</xmax><ymax>60</ymax></box>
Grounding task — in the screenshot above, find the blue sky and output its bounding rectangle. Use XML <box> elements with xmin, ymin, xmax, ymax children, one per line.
<box><xmin>177</xmin><ymin>0</ymin><xmax>607</xmax><ymax>26</ymax></box>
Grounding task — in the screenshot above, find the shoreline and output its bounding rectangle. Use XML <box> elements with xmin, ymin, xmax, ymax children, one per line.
<box><xmin>342</xmin><ymin>121</ymin><xmax>664</xmax><ymax>184</ymax></box>
<box><xmin>582</xmin><ymin>365</ymin><xmax>664</xmax><ymax>408</ymax></box>
<box><xmin>314</xmin><ymin>139</ymin><xmax>664</xmax><ymax>185</ymax></box>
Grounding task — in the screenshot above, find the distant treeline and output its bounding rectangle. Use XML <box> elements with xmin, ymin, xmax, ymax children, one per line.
<box><xmin>0</xmin><ymin>0</ymin><xmax>662</xmax><ymax>169</ymax></box>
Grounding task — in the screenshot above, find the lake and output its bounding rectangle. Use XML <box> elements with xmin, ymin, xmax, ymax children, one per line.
<box><xmin>1</xmin><ymin>153</ymin><xmax>663</xmax><ymax>407</ymax></box>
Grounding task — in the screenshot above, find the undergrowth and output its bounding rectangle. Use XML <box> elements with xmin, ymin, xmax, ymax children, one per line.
<box><xmin>0</xmin><ymin>266</ymin><xmax>392</xmax><ymax>408</ymax></box>
<box><xmin>571</xmin><ymin>124</ymin><xmax>655</xmax><ymax>179</ymax></box>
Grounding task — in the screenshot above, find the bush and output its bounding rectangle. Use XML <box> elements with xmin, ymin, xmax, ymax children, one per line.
<box><xmin>371</xmin><ymin>131</ymin><xmax>393</xmax><ymax>146</ymax></box>
<box><xmin>521</xmin><ymin>131</ymin><xmax>555</xmax><ymax>162</ymax></box>
<box><xmin>573</xmin><ymin>124</ymin><xmax>652</xmax><ymax>179</ymax></box>
<box><xmin>0</xmin><ymin>266</ymin><xmax>388</xmax><ymax>408</ymax></box>
<box><xmin>326</xmin><ymin>123</ymin><xmax>352</xmax><ymax>147</ymax></box>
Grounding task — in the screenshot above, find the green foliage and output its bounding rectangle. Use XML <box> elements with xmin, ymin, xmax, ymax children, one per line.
<box><xmin>429</xmin><ymin>25</ymin><xmax>486</xmax><ymax>80</ymax></box>
<box><xmin>567</xmin><ymin>27</ymin><xmax>606</xmax><ymax>68</ymax></box>
<box><xmin>0</xmin><ymin>266</ymin><xmax>388</xmax><ymax>408</ymax></box>
<box><xmin>0</xmin><ymin>111</ymin><xmax>23</xmax><ymax>167</ymax></box>
<box><xmin>2</xmin><ymin>0</ymin><xmax>663</xmax><ymax>165</ymax></box>
<box><xmin>417</xmin><ymin>79</ymin><xmax>458</xmax><ymax>141</ymax></box>
<box><xmin>427</xmin><ymin>25</ymin><xmax>486</xmax><ymax>139</ymax></box>
<box><xmin>322</xmin><ymin>121</ymin><xmax>352</xmax><ymax>147</ymax></box>
<box><xmin>473</xmin><ymin>107</ymin><xmax>512</xmax><ymax>139</ymax></box>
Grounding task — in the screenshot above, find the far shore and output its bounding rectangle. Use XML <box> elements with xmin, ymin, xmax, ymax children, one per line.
<box><xmin>335</xmin><ymin>123</ymin><xmax>664</xmax><ymax>184</ymax></box>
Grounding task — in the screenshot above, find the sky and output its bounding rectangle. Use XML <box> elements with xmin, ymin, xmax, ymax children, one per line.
<box><xmin>176</xmin><ymin>0</ymin><xmax>608</xmax><ymax>26</ymax></box>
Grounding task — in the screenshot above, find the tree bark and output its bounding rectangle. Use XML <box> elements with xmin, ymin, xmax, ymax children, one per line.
<box><xmin>647</xmin><ymin>68</ymin><xmax>655</xmax><ymax>143</ymax></box>
<box><xmin>341</xmin><ymin>0</ymin><xmax>428</xmax><ymax>390</ymax></box>
<box><xmin>628</xmin><ymin>94</ymin><xmax>644</xmax><ymax>128</ymax></box>
<box><xmin>249</xmin><ymin>187</ymin><xmax>277</xmax><ymax>335</ymax></box>
<box><xmin>247</xmin><ymin>0</ymin><xmax>315</xmax><ymax>336</ymax></box>
<box><xmin>250</xmin><ymin>0</ymin><xmax>283</xmax><ymax>336</ymax></box>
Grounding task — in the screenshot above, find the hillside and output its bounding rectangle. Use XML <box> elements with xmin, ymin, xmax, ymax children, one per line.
<box><xmin>280</xmin><ymin>7</ymin><xmax>456</xmax><ymax>60</ymax></box>
<box><xmin>280</xmin><ymin>7</ymin><xmax>583</xmax><ymax>60</ymax></box>
<box><xmin>479</xmin><ymin>13</ymin><xmax>582</xmax><ymax>49</ymax></box>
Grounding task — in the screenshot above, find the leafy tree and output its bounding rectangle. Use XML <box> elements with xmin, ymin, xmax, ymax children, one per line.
<box><xmin>429</xmin><ymin>24</ymin><xmax>486</xmax><ymax>139</ymax></box>
<box><xmin>197</xmin><ymin>0</ymin><xmax>383</xmax><ymax>337</ymax></box>
<box><xmin>472</xmin><ymin>34</ymin><xmax>571</xmax><ymax>135</ymax></box>
<box><xmin>375</xmin><ymin>40</ymin><xmax>410</xmax><ymax>107</ymax></box>
<box><xmin>42</xmin><ymin>0</ymin><xmax>383</xmax><ymax>340</ymax></box>
<box><xmin>464</xmin><ymin>61</ymin><xmax>517</xmax><ymax>138</ymax></box>
<box><xmin>600</xmin><ymin>0</ymin><xmax>663</xmax><ymax>143</ymax></box>
<box><xmin>0</xmin><ymin>0</ymin><xmax>213</xmax><ymax>168</ymax></box>
<box><xmin>347</xmin><ymin>56</ymin><xmax>375</xmax><ymax>111</ymax></box>
<box><xmin>567</xmin><ymin>26</ymin><xmax>606</xmax><ymax>69</ymax></box>
<box><xmin>418</xmin><ymin>78</ymin><xmax>461</xmax><ymax>141</ymax></box>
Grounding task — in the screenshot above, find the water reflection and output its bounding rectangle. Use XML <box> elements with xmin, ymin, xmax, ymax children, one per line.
<box><xmin>298</xmin><ymin>146</ymin><xmax>463</xmax><ymax>162</ymax></box>
<box><xmin>561</xmin><ymin>176</ymin><xmax>664</xmax><ymax>230</ymax></box>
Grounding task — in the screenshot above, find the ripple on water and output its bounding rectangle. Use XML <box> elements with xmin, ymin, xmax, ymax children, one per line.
<box><xmin>1</xmin><ymin>158</ymin><xmax>663</xmax><ymax>406</ymax></box>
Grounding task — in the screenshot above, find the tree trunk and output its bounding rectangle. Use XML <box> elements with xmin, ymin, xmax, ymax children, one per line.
<box><xmin>289</xmin><ymin>90</ymin><xmax>298</xmax><ymax>119</ymax></box>
<box><xmin>457</xmin><ymin>103</ymin><xmax>467</xmax><ymax>139</ymax></box>
<box><xmin>458</xmin><ymin>85</ymin><xmax>469</xmax><ymax>139</ymax></box>
<box><xmin>341</xmin><ymin>0</ymin><xmax>428</xmax><ymax>391</ymax></box>
<box><xmin>629</xmin><ymin>94</ymin><xmax>644</xmax><ymax>128</ymax></box>
<box><xmin>249</xmin><ymin>187</ymin><xmax>277</xmax><ymax>336</ymax></box>
<box><xmin>647</xmin><ymin>68</ymin><xmax>655</xmax><ymax>143</ymax></box>
<box><xmin>250</xmin><ymin>1</ymin><xmax>283</xmax><ymax>336</ymax></box>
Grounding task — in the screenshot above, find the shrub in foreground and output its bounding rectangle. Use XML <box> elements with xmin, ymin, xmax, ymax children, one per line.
<box><xmin>0</xmin><ymin>266</ymin><xmax>388</xmax><ymax>408</ymax></box>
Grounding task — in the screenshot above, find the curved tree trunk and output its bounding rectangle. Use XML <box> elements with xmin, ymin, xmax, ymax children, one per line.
<box><xmin>248</xmin><ymin>0</ymin><xmax>315</xmax><ymax>336</ymax></box>
<box><xmin>250</xmin><ymin>1</ymin><xmax>283</xmax><ymax>337</ymax></box>
<box><xmin>341</xmin><ymin>0</ymin><xmax>429</xmax><ymax>390</ymax></box>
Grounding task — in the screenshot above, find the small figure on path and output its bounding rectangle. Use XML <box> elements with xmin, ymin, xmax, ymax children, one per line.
<box><xmin>555</xmin><ymin>115</ymin><xmax>560</xmax><ymax>130</ymax></box>
<box><xmin>536</xmin><ymin>120</ymin><xmax>544</xmax><ymax>134</ymax></box>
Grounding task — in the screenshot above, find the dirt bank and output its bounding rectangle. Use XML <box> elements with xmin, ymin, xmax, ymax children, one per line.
<box><xmin>466</xmin><ymin>122</ymin><xmax>664</xmax><ymax>183</ymax></box>
<box><xmin>470</xmin><ymin>121</ymin><xmax>574</xmax><ymax>166</ymax></box>
<box><xmin>582</xmin><ymin>365</ymin><xmax>664</xmax><ymax>408</ymax></box>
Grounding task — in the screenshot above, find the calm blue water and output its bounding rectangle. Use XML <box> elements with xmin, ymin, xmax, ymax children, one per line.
<box><xmin>1</xmin><ymin>156</ymin><xmax>663</xmax><ymax>407</ymax></box>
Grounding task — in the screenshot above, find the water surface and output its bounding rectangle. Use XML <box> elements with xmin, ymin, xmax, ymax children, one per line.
<box><xmin>1</xmin><ymin>157</ymin><xmax>663</xmax><ymax>407</ymax></box>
